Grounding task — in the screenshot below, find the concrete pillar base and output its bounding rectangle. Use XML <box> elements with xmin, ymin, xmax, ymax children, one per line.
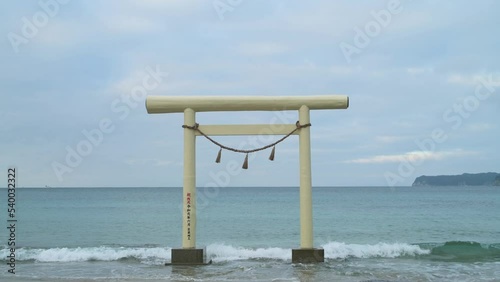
<box><xmin>292</xmin><ymin>248</ymin><xmax>324</xmax><ymax>263</ymax></box>
<box><xmin>166</xmin><ymin>248</ymin><xmax>212</xmax><ymax>265</ymax></box>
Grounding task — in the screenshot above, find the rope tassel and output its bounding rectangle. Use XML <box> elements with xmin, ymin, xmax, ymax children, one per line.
<box><xmin>215</xmin><ymin>148</ymin><xmax>222</xmax><ymax>163</ymax></box>
<box><xmin>242</xmin><ymin>154</ymin><xmax>249</xmax><ymax>169</ymax></box>
<box><xmin>269</xmin><ymin>146</ymin><xmax>275</xmax><ymax>161</ymax></box>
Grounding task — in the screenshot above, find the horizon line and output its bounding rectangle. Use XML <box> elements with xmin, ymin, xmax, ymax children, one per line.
<box><xmin>1</xmin><ymin>185</ymin><xmax>413</xmax><ymax>189</ymax></box>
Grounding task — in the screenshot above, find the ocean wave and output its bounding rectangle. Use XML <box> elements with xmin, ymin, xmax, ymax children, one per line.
<box><xmin>207</xmin><ymin>244</ymin><xmax>290</xmax><ymax>262</ymax></box>
<box><xmin>322</xmin><ymin>241</ymin><xmax>430</xmax><ymax>259</ymax></box>
<box><xmin>2</xmin><ymin>241</ymin><xmax>496</xmax><ymax>263</ymax></box>
<box><xmin>422</xmin><ymin>241</ymin><xmax>500</xmax><ymax>262</ymax></box>
<box><xmin>0</xmin><ymin>246</ymin><xmax>170</xmax><ymax>264</ymax></box>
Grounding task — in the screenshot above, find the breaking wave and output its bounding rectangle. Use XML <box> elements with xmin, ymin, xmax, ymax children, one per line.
<box><xmin>0</xmin><ymin>241</ymin><xmax>438</xmax><ymax>264</ymax></box>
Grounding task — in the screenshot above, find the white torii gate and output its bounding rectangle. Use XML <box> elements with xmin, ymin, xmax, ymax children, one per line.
<box><xmin>145</xmin><ymin>95</ymin><xmax>349</xmax><ymax>264</ymax></box>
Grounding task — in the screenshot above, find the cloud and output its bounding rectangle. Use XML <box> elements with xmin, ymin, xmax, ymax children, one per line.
<box><xmin>103</xmin><ymin>15</ymin><xmax>159</xmax><ymax>33</ymax></box>
<box><xmin>125</xmin><ymin>158</ymin><xmax>174</xmax><ymax>167</ymax></box>
<box><xmin>238</xmin><ymin>42</ymin><xmax>289</xmax><ymax>56</ymax></box>
<box><xmin>406</xmin><ymin>67</ymin><xmax>433</xmax><ymax>76</ymax></box>
<box><xmin>109</xmin><ymin>68</ymin><xmax>152</xmax><ymax>96</ymax></box>
<box><xmin>329</xmin><ymin>65</ymin><xmax>362</xmax><ymax>76</ymax></box>
<box><xmin>446</xmin><ymin>73</ymin><xmax>500</xmax><ymax>86</ymax></box>
<box><xmin>344</xmin><ymin>150</ymin><xmax>477</xmax><ymax>164</ymax></box>
<box><xmin>2</xmin><ymin>1</ymin><xmax>500</xmax><ymax>187</ymax></box>
<box><xmin>464</xmin><ymin>123</ymin><xmax>496</xmax><ymax>133</ymax></box>
<box><xmin>375</xmin><ymin>135</ymin><xmax>411</xmax><ymax>144</ymax></box>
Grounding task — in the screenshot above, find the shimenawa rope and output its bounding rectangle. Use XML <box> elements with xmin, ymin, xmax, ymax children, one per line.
<box><xmin>182</xmin><ymin>121</ymin><xmax>311</xmax><ymax>169</ymax></box>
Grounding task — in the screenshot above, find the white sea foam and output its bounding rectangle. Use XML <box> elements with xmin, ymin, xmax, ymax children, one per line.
<box><xmin>1</xmin><ymin>242</ymin><xmax>429</xmax><ymax>263</ymax></box>
<box><xmin>322</xmin><ymin>241</ymin><xmax>430</xmax><ymax>259</ymax></box>
<box><xmin>1</xmin><ymin>246</ymin><xmax>171</xmax><ymax>264</ymax></box>
<box><xmin>207</xmin><ymin>242</ymin><xmax>429</xmax><ymax>262</ymax></box>
<box><xmin>207</xmin><ymin>244</ymin><xmax>290</xmax><ymax>262</ymax></box>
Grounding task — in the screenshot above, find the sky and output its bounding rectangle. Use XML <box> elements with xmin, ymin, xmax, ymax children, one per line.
<box><xmin>1</xmin><ymin>0</ymin><xmax>499</xmax><ymax>188</ymax></box>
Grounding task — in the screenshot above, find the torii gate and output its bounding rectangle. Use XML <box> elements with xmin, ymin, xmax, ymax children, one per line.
<box><xmin>145</xmin><ymin>95</ymin><xmax>349</xmax><ymax>264</ymax></box>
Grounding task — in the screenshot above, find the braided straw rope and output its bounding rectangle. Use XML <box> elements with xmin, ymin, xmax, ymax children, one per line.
<box><xmin>182</xmin><ymin>121</ymin><xmax>311</xmax><ymax>154</ymax></box>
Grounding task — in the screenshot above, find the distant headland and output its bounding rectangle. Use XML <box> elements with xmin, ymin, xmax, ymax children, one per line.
<box><xmin>413</xmin><ymin>172</ymin><xmax>500</xmax><ymax>186</ymax></box>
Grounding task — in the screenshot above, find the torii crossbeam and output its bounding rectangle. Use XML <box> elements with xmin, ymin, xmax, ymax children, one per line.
<box><xmin>145</xmin><ymin>95</ymin><xmax>349</xmax><ymax>264</ymax></box>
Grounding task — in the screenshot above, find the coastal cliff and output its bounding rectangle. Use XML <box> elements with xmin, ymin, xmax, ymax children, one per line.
<box><xmin>413</xmin><ymin>172</ymin><xmax>500</xmax><ymax>186</ymax></box>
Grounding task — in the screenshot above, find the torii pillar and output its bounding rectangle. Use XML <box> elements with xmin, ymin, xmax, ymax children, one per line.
<box><xmin>145</xmin><ymin>95</ymin><xmax>349</xmax><ymax>264</ymax></box>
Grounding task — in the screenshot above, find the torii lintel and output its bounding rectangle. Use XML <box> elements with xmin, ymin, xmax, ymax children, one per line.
<box><xmin>145</xmin><ymin>95</ymin><xmax>349</xmax><ymax>113</ymax></box>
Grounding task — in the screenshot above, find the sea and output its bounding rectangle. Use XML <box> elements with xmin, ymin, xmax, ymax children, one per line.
<box><xmin>0</xmin><ymin>186</ymin><xmax>499</xmax><ymax>282</ymax></box>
